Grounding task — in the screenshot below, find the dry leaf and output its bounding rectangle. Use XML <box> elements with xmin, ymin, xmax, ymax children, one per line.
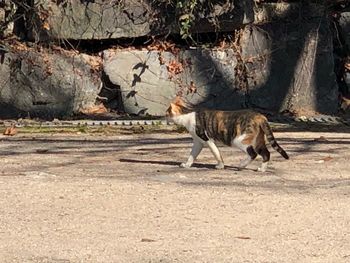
<box><xmin>42</xmin><ymin>21</ymin><xmax>50</xmax><ymax>31</ymax></box>
<box><xmin>80</xmin><ymin>104</ymin><xmax>108</xmax><ymax>115</ymax></box>
<box><xmin>235</xmin><ymin>236</ymin><xmax>251</xmax><ymax>240</ymax></box>
<box><xmin>345</xmin><ymin>62</ymin><xmax>350</xmax><ymax>71</ymax></box>
<box><xmin>316</xmin><ymin>156</ymin><xmax>333</xmax><ymax>164</ymax></box>
<box><xmin>321</xmin><ymin>156</ymin><xmax>333</xmax><ymax>162</ymax></box>
<box><xmin>141</xmin><ymin>238</ymin><xmax>156</xmax><ymax>242</ymax></box>
<box><xmin>245</xmin><ymin>57</ymin><xmax>255</xmax><ymax>63</ymax></box>
<box><xmin>88</xmin><ymin>57</ymin><xmax>102</xmax><ymax>72</ymax></box>
<box><xmin>3</xmin><ymin>126</ymin><xmax>17</xmax><ymax>136</ymax></box>
<box><xmin>158</xmin><ymin>54</ymin><xmax>165</xmax><ymax>65</ymax></box>
<box><xmin>314</xmin><ymin>136</ymin><xmax>328</xmax><ymax>142</ymax></box>
<box><xmin>340</xmin><ymin>95</ymin><xmax>350</xmax><ymax>111</ymax></box>
<box><xmin>218</xmin><ymin>39</ymin><xmax>226</xmax><ymax>49</ymax></box>
<box><xmin>188</xmin><ymin>81</ymin><xmax>197</xmax><ymax>94</ymax></box>
<box><xmin>11</xmin><ymin>41</ymin><xmax>28</xmax><ymax>52</ymax></box>
<box><xmin>36</xmin><ymin>149</ymin><xmax>49</xmax><ymax>154</ymax></box>
<box><xmin>167</xmin><ymin>60</ymin><xmax>183</xmax><ymax>77</ymax></box>
<box><xmin>147</xmin><ymin>40</ymin><xmax>179</xmax><ymax>55</ymax></box>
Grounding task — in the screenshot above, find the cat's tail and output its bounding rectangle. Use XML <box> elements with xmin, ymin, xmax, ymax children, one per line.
<box><xmin>260</xmin><ymin>119</ymin><xmax>289</xmax><ymax>160</ymax></box>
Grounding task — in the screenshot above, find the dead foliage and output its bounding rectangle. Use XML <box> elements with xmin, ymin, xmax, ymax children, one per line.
<box><xmin>3</xmin><ymin>125</ymin><xmax>17</xmax><ymax>136</ymax></box>
<box><xmin>80</xmin><ymin>104</ymin><xmax>108</xmax><ymax>115</ymax></box>
<box><xmin>166</xmin><ymin>60</ymin><xmax>183</xmax><ymax>77</ymax></box>
<box><xmin>340</xmin><ymin>95</ymin><xmax>350</xmax><ymax>112</ymax></box>
<box><xmin>80</xmin><ymin>54</ymin><xmax>103</xmax><ymax>74</ymax></box>
<box><xmin>147</xmin><ymin>39</ymin><xmax>179</xmax><ymax>55</ymax></box>
<box><xmin>314</xmin><ymin>136</ymin><xmax>328</xmax><ymax>142</ymax></box>
<box><xmin>286</xmin><ymin>108</ymin><xmax>321</xmax><ymax>118</ymax></box>
<box><xmin>345</xmin><ymin>62</ymin><xmax>350</xmax><ymax>72</ymax></box>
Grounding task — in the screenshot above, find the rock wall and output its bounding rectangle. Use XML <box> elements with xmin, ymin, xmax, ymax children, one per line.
<box><xmin>0</xmin><ymin>0</ymin><xmax>15</xmax><ymax>38</ymax></box>
<box><xmin>29</xmin><ymin>0</ymin><xmax>254</xmax><ymax>41</ymax></box>
<box><xmin>0</xmin><ymin>42</ymin><xmax>102</xmax><ymax>118</ymax></box>
<box><xmin>338</xmin><ymin>11</ymin><xmax>350</xmax><ymax>97</ymax></box>
<box><xmin>0</xmin><ymin>0</ymin><xmax>349</xmax><ymax>118</ymax></box>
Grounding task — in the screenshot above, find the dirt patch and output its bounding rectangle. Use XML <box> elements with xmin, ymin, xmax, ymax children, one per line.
<box><xmin>0</xmin><ymin>130</ymin><xmax>349</xmax><ymax>262</ymax></box>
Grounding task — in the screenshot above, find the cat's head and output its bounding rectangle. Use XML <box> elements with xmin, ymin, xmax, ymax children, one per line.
<box><xmin>165</xmin><ymin>97</ymin><xmax>191</xmax><ymax>118</ymax></box>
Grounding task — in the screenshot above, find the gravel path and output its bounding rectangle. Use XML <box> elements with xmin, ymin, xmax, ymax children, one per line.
<box><xmin>0</xmin><ymin>131</ymin><xmax>349</xmax><ymax>262</ymax></box>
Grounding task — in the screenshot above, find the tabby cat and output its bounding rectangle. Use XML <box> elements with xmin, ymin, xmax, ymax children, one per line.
<box><xmin>165</xmin><ymin>97</ymin><xmax>289</xmax><ymax>172</ymax></box>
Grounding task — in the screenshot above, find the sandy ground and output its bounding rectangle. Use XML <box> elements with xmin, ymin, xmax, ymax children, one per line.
<box><xmin>0</xmin><ymin>129</ymin><xmax>349</xmax><ymax>263</ymax></box>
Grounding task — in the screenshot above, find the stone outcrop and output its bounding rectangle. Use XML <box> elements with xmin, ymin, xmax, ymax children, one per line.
<box><xmin>31</xmin><ymin>0</ymin><xmax>155</xmax><ymax>40</ymax></box>
<box><xmin>103</xmin><ymin>21</ymin><xmax>339</xmax><ymax>116</ymax></box>
<box><xmin>0</xmin><ymin>1</ymin><xmax>348</xmax><ymax>118</ymax></box>
<box><xmin>339</xmin><ymin>12</ymin><xmax>350</xmax><ymax>48</ymax></box>
<box><xmin>239</xmin><ymin>22</ymin><xmax>338</xmax><ymax>114</ymax></box>
<box><xmin>338</xmin><ymin>11</ymin><xmax>350</xmax><ymax>96</ymax></box>
<box><xmin>30</xmin><ymin>0</ymin><xmax>254</xmax><ymax>41</ymax></box>
<box><xmin>103</xmin><ymin>49</ymin><xmax>177</xmax><ymax>116</ymax></box>
<box><xmin>103</xmin><ymin>47</ymin><xmax>248</xmax><ymax>116</ymax></box>
<box><xmin>0</xmin><ymin>43</ymin><xmax>102</xmax><ymax>118</ymax></box>
<box><xmin>0</xmin><ymin>0</ymin><xmax>15</xmax><ymax>38</ymax></box>
<box><xmin>28</xmin><ymin>1</ymin><xmax>329</xmax><ymax>41</ymax></box>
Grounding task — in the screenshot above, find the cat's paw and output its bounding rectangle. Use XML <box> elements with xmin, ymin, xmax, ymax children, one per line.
<box><xmin>180</xmin><ymin>163</ymin><xmax>191</xmax><ymax>168</ymax></box>
<box><xmin>215</xmin><ymin>163</ymin><xmax>225</xmax><ymax>170</ymax></box>
<box><xmin>257</xmin><ymin>167</ymin><xmax>267</xmax><ymax>172</ymax></box>
<box><xmin>257</xmin><ymin>162</ymin><xmax>268</xmax><ymax>172</ymax></box>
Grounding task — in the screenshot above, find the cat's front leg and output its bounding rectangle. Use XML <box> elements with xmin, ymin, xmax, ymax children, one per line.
<box><xmin>206</xmin><ymin>140</ymin><xmax>225</xmax><ymax>169</ymax></box>
<box><xmin>180</xmin><ymin>138</ymin><xmax>203</xmax><ymax>168</ymax></box>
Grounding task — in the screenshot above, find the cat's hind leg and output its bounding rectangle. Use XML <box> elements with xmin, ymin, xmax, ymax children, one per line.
<box><xmin>206</xmin><ymin>140</ymin><xmax>225</xmax><ymax>169</ymax></box>
<box><xmin>233</xmin><ymin>135</ymin><xmax>257</xmax><ymax>170</ymax></box>
<box><xmin>254</xmin><ymin>130</ymin><xmax>270</xmax><ymax>172</ymax></box>
<box><xmin>180</xmin><ymin>138</ymin><xmax>203</xmax><ymax>168</ymax></box>
<box><xmin>238</xmin><ymin>146</ymin><xmax>257</xmax><ymax>170</ymax></box>
<box><xmin>256</xmin><ymin>145</ymin><xmax>270</xmax><ymax>172</ymax></box>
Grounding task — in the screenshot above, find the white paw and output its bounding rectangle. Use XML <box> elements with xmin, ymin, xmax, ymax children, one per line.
<box><xmin>257</xmin><ymin>162</ymin><xmax>268</xmax><ymax>172</ymax></box>
<box><xmin>238</xmin><ymin>160</ymin><xmax>250</xmax><ymax>169</ymax></box>
<box><xmin>215</xmin><ymin>163</ymin><xmax>225</xmax><ymax>170</ymax></box>
<box><xmin>180</xmin><ymin>163</ymin><xmax>191</xmax><ymax>168</ymax></box>
<box><xmin>257</xmin><ymin>167</ymin><xmax>267</xmax><ymax>172</ymax></box>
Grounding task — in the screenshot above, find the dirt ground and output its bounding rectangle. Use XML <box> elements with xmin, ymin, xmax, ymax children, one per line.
<box><xmin>0</xmin><ymin>128</ymin><xmax>349</xmax><ymax>263</ymax></box>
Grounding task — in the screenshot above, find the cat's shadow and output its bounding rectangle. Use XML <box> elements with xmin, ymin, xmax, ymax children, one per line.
<box><xmin>119</xmin><ymin>158</ymin><xmax>249</xmax><ymax>171</ymax></box>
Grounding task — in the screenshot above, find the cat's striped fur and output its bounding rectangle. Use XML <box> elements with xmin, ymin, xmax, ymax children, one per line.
<box><xmin>166</xmin><ymin>98</ymin><xmax>289</xmax><ymax>172</ymax></box>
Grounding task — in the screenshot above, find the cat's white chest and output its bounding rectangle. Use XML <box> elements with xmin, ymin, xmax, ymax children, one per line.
<box><xmin>172</xmin><ymin>112</ymin><xmax>196</xmax><ymax>134</ymax></box>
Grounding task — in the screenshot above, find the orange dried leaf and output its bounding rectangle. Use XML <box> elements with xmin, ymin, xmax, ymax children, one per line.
<box><xmin>314</xmin><ymin>136</ymin><xmax>328</xmax><ymax>142</ymax></box>
<box><xmin>80</xmin><ymin>104</ymin><xmax>108</xmax><ymax>115</ymax></box>
<box><xmin>188</xmin><ymin>81</ymin><xmax>197</xmax><ymax>93</ymax></box>
<box><xmin>345</xmin><ymin>63</ymin><xmax>350</xmax><ymax>71</ymax></box>
<box><xmin>158</xmin><ymin>55</ymin><xmax>165</xmax><ymax>65</ymax></box>
<box><xmin>42</xmin><ymin>21</ymin><xmax>50</xmax><ymax>30</ymax></box>
<box><xmin>340</xmin><ymin>95</ymin><xmax>350</xmax><ymax>111</ymax></box>
<box><xmin>322</xmin><ymin>156</ymin><xmax>333</xmax><ymax>162</ymax></box>
<box><xmin>246</xmin><ymin>58</ymin><xmax>253</xmax><ymax>63</ymax></box>
<box><xmin>235</xmin><ymin>236</ymin><xmax>251</xmax><ymax>240</ymax></box>
<box><xmin>3</xmin><ymin>126</ymin><xmax>17</xmax><ymax>136</ymax></box>
<box><xmin>167</xmin><ymin>60</ymin><xmax>183</xmax><ymax>76</ymax></box>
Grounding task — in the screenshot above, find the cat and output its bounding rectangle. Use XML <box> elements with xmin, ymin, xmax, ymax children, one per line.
<box><xmin>165</xmin><ymin>97</ymin><xmax>289</xmax><ymax>172</ymax></box>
